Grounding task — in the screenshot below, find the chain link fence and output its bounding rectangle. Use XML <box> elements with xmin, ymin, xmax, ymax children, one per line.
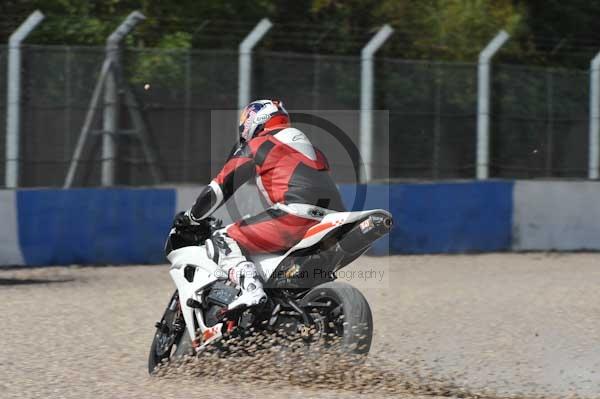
<box><xmin>0</xmin><ymin>45</ymin><xmax>593</xmax><ymax>187</ymax></box>
<box><xmin>380</xmin><ymin>59</ymin><xmax>478</xmax><ymax>179</ymax></box>
<box><xmin>125</xmin><ymin>48</ymin><xmax>239</xmax><ymax>186</ymax></box>
<box><xmin>491</xmin><ymin>65</ymin><xmax>589</xmax><ymax>178</ymax></box>
<box><xmin>21</xmin><ymin>45</ymin><xmax>104</xmax><ymax>187</ymax></box>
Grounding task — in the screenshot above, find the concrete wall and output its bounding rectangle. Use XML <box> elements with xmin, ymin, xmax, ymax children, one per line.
<box><xmin>513</xmin><ymin>181</ymin><xmax>600</xmax><ymax>250</ymax></box>
<box><xmin>2</xmin><ymin>180</ymin><xmax>600</xmax><ymax>266</ymax></box>
<box><xmin>0</xmin><ymin>191</ymin><xmax>24</xmax><ymax>265</ymax></box>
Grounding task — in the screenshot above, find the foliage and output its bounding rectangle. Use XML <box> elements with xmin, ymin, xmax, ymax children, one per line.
<box><xmin>1</xmin><ymin>0</ymin><xmax>598</xmax><ymax>67</ymax></box>
<box><xmin>128</xmin><ymin>32</ymin><xmax>192</xmax><ymax>89</ymax></box>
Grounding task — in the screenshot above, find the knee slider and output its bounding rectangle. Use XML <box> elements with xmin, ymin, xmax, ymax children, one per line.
<box><xmin>229</xmin><ymin>261</ymin><xmax>257</xmax><ymax>286</ymax></box>
<box><xmin>205</xmin><ymin>239</ymin><xmax>219</xmax><ymax>263</ymax></box>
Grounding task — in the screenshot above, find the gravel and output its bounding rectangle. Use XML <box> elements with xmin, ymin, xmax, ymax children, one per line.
<box><xmin>0</xmin><ymin>253</ymin><xmax>599</xmax><ymax>399</ymax></box>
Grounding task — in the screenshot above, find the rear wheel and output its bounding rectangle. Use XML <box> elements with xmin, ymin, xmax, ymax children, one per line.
<box><xmin>300</xmin><ymin>281</ymin><xmax>373</xmax><ymax>355</ymax></box>
<box><xmin>148</xmin><ymin>291</ymin><xmax>193</xmax><ymax>374</ymax></box>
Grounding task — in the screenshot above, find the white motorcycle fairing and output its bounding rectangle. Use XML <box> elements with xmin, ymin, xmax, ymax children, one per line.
<box><xmin>167</xmin><ymin>239</ymin><xmax>222</xmax><ymax>340</ymax></box>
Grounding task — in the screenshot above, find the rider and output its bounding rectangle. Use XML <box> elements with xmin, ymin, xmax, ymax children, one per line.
<box><xmin>177</xmin><ymin>99</ymin><xmax>345</xmax><ymax>310</ymax></box>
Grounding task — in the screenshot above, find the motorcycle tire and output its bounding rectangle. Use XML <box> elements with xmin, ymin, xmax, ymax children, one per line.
<box><xmin>301</xmin><ymin>281</ymin><xmax>373</xmax><ymax>355</ymax></box>
<box><xmin>148</xmin><ymin>291</ymin><xmax>194</xmax><ymax>374</ymax></box>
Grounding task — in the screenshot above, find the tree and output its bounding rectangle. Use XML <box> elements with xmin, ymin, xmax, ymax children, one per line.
<box><xmin>0</xmin><ymin>0</ymin><xmax>597</xmax><ymax>67</ymax></box>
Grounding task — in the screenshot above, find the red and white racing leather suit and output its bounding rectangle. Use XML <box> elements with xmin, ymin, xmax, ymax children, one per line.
<box><xmin>190</xmin><ymin>123</ymin><xmax>345</xmax><ymax>254</ymax></box>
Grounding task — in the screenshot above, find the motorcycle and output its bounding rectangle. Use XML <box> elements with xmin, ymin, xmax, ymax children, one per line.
<box><xmin>148</xmin><ymin>207</ymin><xmax>393</xmax><ymax>374</ymax></box>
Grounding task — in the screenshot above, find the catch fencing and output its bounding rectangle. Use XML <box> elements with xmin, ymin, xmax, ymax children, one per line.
<box><xmin>0</xmin><ymin>44</ymin><xmax>593</xmax><ymax>187</ymax></box>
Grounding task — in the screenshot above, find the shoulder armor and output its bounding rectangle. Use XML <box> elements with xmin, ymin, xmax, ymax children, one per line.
<box><xmin>273</xmin><ymin>128</ymin><xmax>317</xmax><ymax>161</ymax></box>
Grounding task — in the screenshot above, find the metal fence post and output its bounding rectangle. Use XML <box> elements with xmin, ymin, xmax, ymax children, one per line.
<box><xmin>238</xmin><ymin>18</ymin><xmax>272</xmax><ymax>111</ymax></box>
<box><xmin>360</xmin><ymin>25</ymin><xmax>393</xmax><ymax>183</ymax></box>
<box><xmin>183</xmin><ymin>50</ymin><xmax>192</xmax><ymax>181</ymax></box>
<box><xmin>476</xmin><ymin>30</ymin><xmax>509</xmax><ymax>180</ymax></box>
<box><xmin>102</xmin><ymin>11</ymin><xmax>145</xmax><ymax>186</ymax></box>
<box><xmin>64</xmin><ymin>46</ymin><xmax>72</xmax><ymax>165</ymax></box>
<box><xmin>589</xmin><ymin>53</ymin><xmax>600</xmax><ymax>179</ymax></box>
<box><xmin>545</xmin><ymin>69</ymin><xmax>554</xmax><ymax>177</ymax></box>
<box><xmin>432</xmin><ymin>64</ymin><xmax>443</xmax><ymax>179</ymax></box>
<box><xmin>5</xmin><ymin>10</ymin><xmax>44</xmax><ymax>188</ymax></box>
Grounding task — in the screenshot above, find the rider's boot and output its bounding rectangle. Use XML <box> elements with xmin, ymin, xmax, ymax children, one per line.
<box><xmin>227</xmin><ymin>261</ymin><xmax>267</xmax><ymax>310</ymax></box>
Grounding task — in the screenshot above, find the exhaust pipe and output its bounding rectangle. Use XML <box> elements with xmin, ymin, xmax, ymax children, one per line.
<box><xmin>383</xmin><ymin>216</ymin><xmax>393</xmax><ymax>229</ymax></box>
<box><xmin>337</xmin><ymin>213</ymin><xmax>393</xmax><ymax>255</ymax></box>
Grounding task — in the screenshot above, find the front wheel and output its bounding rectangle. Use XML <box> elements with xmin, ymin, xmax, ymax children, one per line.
<box><xmin>148</xmin><ymin>291</ymin><xmax>193</xmax><ymax>374</ymax></box>
<box><xmin>300</xmin><ymin>281</ymin><xmax>373</xmax><ymax>355</ymax></box>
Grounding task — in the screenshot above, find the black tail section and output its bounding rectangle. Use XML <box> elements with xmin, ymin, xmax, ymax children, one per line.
<box><xmin>266</xmin><ymin>212</ymin><xmax>393</xmax><ymax>289</ymax></box>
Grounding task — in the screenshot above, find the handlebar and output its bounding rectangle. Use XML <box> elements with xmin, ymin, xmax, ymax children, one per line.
<box><xmin>171</xmin><ymin>214</ymin><xmax>223</xmax><ymax>245</ymax></box>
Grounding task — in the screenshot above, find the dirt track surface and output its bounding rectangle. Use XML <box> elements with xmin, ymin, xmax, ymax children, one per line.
<box><xmin>1</xmin><ymin>253</ymin><xmax>599</xmax><ymax>399</ymax></box>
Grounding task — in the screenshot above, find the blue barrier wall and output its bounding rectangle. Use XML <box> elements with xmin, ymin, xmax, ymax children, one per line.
<box><xmin>17</xmin><ymin>189</ymin><xmax>175</xmax><ymax>265</ymax></box>
<box><xmin>4</xmin><ymin>180</ymin><xmax>599</xmax><ymax>266</ymax></box>
<box><xmin>340</xmin><ymin>181</ymin><xmax>514</xmax><ymax>254</ymax></box>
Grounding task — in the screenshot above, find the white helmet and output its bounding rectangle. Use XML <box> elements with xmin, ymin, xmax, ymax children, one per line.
<box><xmin>238</xmin><ymin>99</ymin><xmax>289</xmax><ymax>142</ymax></box>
